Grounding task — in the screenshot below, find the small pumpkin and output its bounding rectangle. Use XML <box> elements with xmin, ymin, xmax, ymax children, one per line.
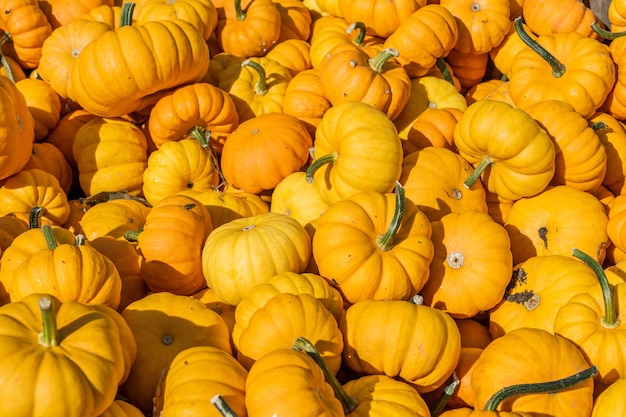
<box><xmin>264</xmin><ymin>38</ymin><xmax>312</xmax><ymax>76</ymax></box>
<box><xmin>134</xmin><ymin>0</ymin><xmax>219</xmax><ymax>41</ymax></box>
<box><xmin>15</xmin><ymin>77</ymin><xmax>61</xmax><ymax>141</ymax></box>
<box><xmin>522</xmin><ymin>0</ymin><xmax>599</xmax><ymax>38</ymax></box>
<box><xmin>591</xmin><ymin>378</ymin><xmax>626</xmax><ymax>417</ymax></box>
<box><xmin>337</xmin><ymin>0</ymin><xmax>424</xmax><ymax>38</ymax></box>
<box><xmin>22</xmin><ymin>142</ymin><xmax>73</xmax><ymax>195</ymax></box>
<box><xmin>281</xmin><ymin>68</ymin><xmax>332</xmax><ymax>136</ymax></box>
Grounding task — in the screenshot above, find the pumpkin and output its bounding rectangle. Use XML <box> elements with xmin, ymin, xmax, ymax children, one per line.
<box><xmin>191</xmin><ymin>287</ymin><xmax>237</xmax><ymax>338</ymax></box>
<box><xmin>216</xmin><ymin>0</ymin><xmax>282</xmax><ymax>58</ymax></box>
<box><xmin>337</xmin><ymin>0</ymin><xmax>424</xmax><ymax>38</ymax></box>
<box><xmin>0</xmin><ymin>71</ymin><xmax>35</xmax><ymax>181</ymax></box>
<box><xmin>439</xmin><ymin>0</ymin><xmax>510</xmax><ymax>54</ymax></box>
<box><xmin>281</xmin><ymin>68</ymin><xmax>332</xmax><ymax>135</ymax></box>
<box><xmin>134</xmin><ymin>0</ymin><xmax>219</xmax><ymax>41</ymax></box>
<box><xmin>153</xmin><ymin>346</ymin><xmax>248</xmax><ymax>417</ymax></box>
<box><xmin>591</xmin><ymin>378</ymin><xmax>626</xmax><ymax>417</ymax></box>
<box><xmin>15</xmin><ymin>77</ymin><xmax>61</xmax><ymax>141</ymax></box>
<box><xmin>453</xmin><ymin>99</ymin><xmax>555</xmax><ymax>201</ymax></box>
<box><xmin>45</xmin><ymin>108</ymin><xmax>100</xmax><ymax>170</ymax></box>
<box><xmin>383</xmin><ymin>4</ymin><xmax>459</xmax><ymax>77</ymax></box>
<box><xmin>0</xmin><ymin>213</ymin><xmax>28</xmax><ymax>254</ymax></box>
<box><xmin>524</xmin><ymin>100</ymin><xmax>607</xmax><ymax>192</ymax></box>
<box><xmin>307</xmin><ymin>101</ymin><xmax>403</xmax><ymax>205</ymax></box>
<box><xmin>220</xmin><ymin>112</ymin><xmax>312</xmax><ymax>194</ymax></box>
<box><xmin>464</xmin><ymin>78</ymin><xmax>515</xmax><ymax>106</ymax></box>
<box><xmin>0</xmin><ymin>168</ymin><xmax>70</xmax><ymax>226</ymax></box>
<box><xmin>38</xmin><ymin>0</ymin><xmax>115</xmax><ymax>29</ymax></box>
<box><xmin>22</xmin><ymin>142</ymin><xmax>73</xmax><ymax>195</ymax></box>
<box><xmin>444</xmin><ymin>49</ymin><xmax>489</xmax><ymax>93</ymax></box>
<box><xmin>341</xmin><ymin>298</ymin><xmax>461</xmax><ymax>393</ymax></box>
<box><xmin>147</xmin><ymin>82</ymin><xmax>239</xmax><ymax>153</ymax></box>
<box><xmin>79</xmin><ymin>197</ymin><xmax>151</xmax><ymax>242</ymax></box>
<box><xmin>553</xmin><ymin>249</ymin><xmax>626</xmax><ymax>386</ymax></box>
<box><xmin>98</xmin><ymin>400</ymin><xmax>145</xmax><ymax>417</ymax></box>
<box><xmin>218</xmin><ymin>57</ymin><xmax>292</xmax><ymax>122</ymax></box>
<box><xmin>73</xmin><ymin>117</ymin><xmax>148</xmax><ymax>197</ymax></box>
<box><xmin>503</xmin><ymin>185</ymin><xmax>609</xmax><ymax>265</ymax></box>
<box><xmin>80</xmin><ymin>3</ymin><xmax>123</xmax><ymax>28</ymax></box>
<box><xmin>421</xmin><ymin>210</ymin><xmax>513</xmax><ymax>319</ymax></box>
<box><xmin>0</xmin><ymin>0</ymin><xmax>52</xmax><ymax>69</ymax></box>
<box><xmin>9</xmin><ymin>225</ymin><xmax>122</xmax><ymax>308</ymax></box>
<box><xmin>522</xmin><ymin>0</ymin><xmax>599</xmax><ymax>38</ymax></box>
<box><xmin>488</xmin><ymin>21</ymin><xmax>535</xmax><ymax>81</ymax></box>
<box><xmin>273</xmin><ymin>0</ymin><xmax>312</xmax><ymax>42</ymax></box>
<box><xmin>318</xmin><ymin>45</ymin><xmax>411</xmax><ymax>121</ymax></box>
<box><xmin>608</xmin><ymin>194</ymin><xmax>626</xmax><ymax>253</ymax></box>
<box><xmin>489</xmin><ymin>254</ymin><xmax>600</xmax><ymax>339</ymax></box>
<box><xmin>203</xmin><ymin>51</ymin><xmax>244</xmax><ymax>86</ymax></box>
<box><xmin>67</xmin><ymin>4</ymin><xmax>210</xmax><ymax>117</ymax></box>
<box><xmin>202</xmin><ymin>212</ymin><xmax>312</xmax><ymax>306</ymax></box>
<box><xmin>507</xmin><ymin>16</ymin><xmax>615</xmax><ymax>119</ymax></box>
<box><xmin>265</xmin><ymin>38</ymin><xmax>312</xmax><ymax>76</ymax></box>
<box><xmin>120</xmin><ymin>292</ymin><xmax>232</xmax><ymax>412</ymax></box>
<box><xmin>0</xmin><ymin>294</ymin><xmax>126</xmax><ymax>417</ymax></box>
<box><xmin>402</xmin><ymin>107</ymin><xmax>464</xmax><ymax>154</ymax></box>
<box><xmin>471</xmin><ymin>327</ymin><xmax>595</xmax><ymax>415</ymax></box>
<box><xmin>313</xmin><ymin>183</ymin><xmax>434</xmax><ymax>303</ymax></box>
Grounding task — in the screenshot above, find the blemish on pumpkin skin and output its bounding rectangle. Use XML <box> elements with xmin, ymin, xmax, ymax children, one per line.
<box><xmin>538</xmin><ymin>226</ymin><xmax>548</xmax><ymax>248</ymax></box>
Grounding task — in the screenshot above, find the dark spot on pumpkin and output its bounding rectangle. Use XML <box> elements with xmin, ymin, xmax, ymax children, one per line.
<box><xmin>538</xmin><ymin>226</ymin><xmax>548</xmax><ymax>248</ymax></box>
<box><xmin>506</xmin><ymin>289</ymin><xmax>535</xmax><ymax>304</ymax></box>
<box><xmin>186</xmin><ymin>182</ymin><xmax>194</xmax><ymax>189</ymax></box>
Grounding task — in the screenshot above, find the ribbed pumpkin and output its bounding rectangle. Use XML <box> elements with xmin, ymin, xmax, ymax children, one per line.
<box><xmin>134</xmin><ymin>0</ymin><xmax>219</xmax><ymax>41</ymax></box>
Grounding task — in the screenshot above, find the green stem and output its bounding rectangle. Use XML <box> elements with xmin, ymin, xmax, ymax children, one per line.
<box><xmin>572</xmin><ymin>249</ymin><xmax>619</xmax><ymax>328</ymax></box>
<box><xmin>436</xmin><ymin>57</ymin><xmax>454</xmax><ymax>85</ymax></box>
<box><xmin>241</xmin><ymin>59</ymin><xmax>268</xmax><ymax>95</ymax></box>
<box><xmin>0</xmin><ymin>32</ymin><xmax>15</xmax><ymax>83</ymax></box>
<box><xmin>483</xmin><ymin>366</ymin><xmax>597</xmax><ymax>410</ymax></box>
<box><xmin>211</xmin><ymin>394</ymin><xmax>239</xmax><ymax>417</ymax></box>
<box><xmin>591</xmin><ymin>121</ymin><xmax>608</xmax><ymax>132</ymax></box>
<box><xmin>81</xmin><ymin>191</ymin><xmax>151</xmax><ymax>209</ymax></box>
<box><xmin>29</xmin><ymin>206</ymin><xmax>46</xmax><ymax>229</ymax></box>
<box><xmin>305</xmin><ymin>151</ymin><xmax>338</xmax><ymax>184</ymax></box>
<box><xmin>430</xmin><ymin>377</ymin><xmax>460</xmax><ymax>417</ymax></box>
<box><xmin>234</xmin><ymin>0</ymin><xmax>246</xmax><ymax>21</ymax></box>
<box><xmin>464</xmin><ymin>155</ymin><xmax>492</xmax><ymax>189</ymax></box>
<box><xmin>514</xmin><ymin>16</ymin><xmax>566</xmax><ymax>78</ymax></box>
<box><xmin>41</xmin><ymin>224</ymin><xmax>59</xmax><ymax>250</ymax></box>
<box><xmin>368</xmin><ymin>48</ymin><xmax>399</xmax><ymax>73</ymax></box>
<box><xmin>346</xmin><ymin>22</ymin><xmax>367</xmax><ymax>46</ymax></box>
<box><xmin>38</xmin><ymin>296</ymin><xmax>59</xmax><ymax>347</ymax></box>
<box><xmin>591</xmin><ymin>21</ymin><xmax>626</xmax><ymax>40</ymax></box>
<box><xmin>120</xmin><ymin>2</ymin><xmax>135</xmax><ymax>27</ymax></box>
<box><xmin>188</xmin><ymin>126</ymin><xmax>211</xmax><ymax>148</ymax></box>
<box><xmin>124</xmin><ymin>230</ymin><xmax>141</xmax><ymax>242</ymax></box>
<box><xmin>375</xmin><ymin>182</ymin><xmax>405</xmax><ymax>251</ymax></box>
<box><xmin>292</xmin><ymin>337</ymin><xmax>359</xmax><ymax>414</ymax></box>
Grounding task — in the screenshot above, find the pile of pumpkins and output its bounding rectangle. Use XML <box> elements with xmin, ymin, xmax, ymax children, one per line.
<box><xmin>2</xmin><ymin>0</ymin><xmax>626</xmax><ymax>415</ymax></box>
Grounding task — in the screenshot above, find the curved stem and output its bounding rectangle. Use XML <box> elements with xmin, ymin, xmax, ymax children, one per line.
<box><xmin>464</xmin><ymin>155</ymin><xmax>492</xmax><ymax>189</ymax></box>
<box><xmin>572</xmin><ymin>248</ymin><xmax>619</xmax><ymax>328</ymax></box>
<box><xmin>29</xmin><ymin>206</ymin><xmax>46</xmax><ymax>229</ymax></box>
<box><xmin>436</xmin><ymin>57</ymin><xmax>454</xmax><ymax>85</ymax></box>
<box><xmin>211</xmin><ymin>394</ymin><xmax>239</xmax><ymax>417</ymax></box>
<box><xmin>591</xmin><ymin>21</ymin><xmax>626</xmax><ymax>40</ymax></box>
<box><xmin>241</xmin><ymin>59</ymin><xmax>267</xmax><ymax>95</ymax></box>
<box><xmin>430</xmin><ymin>377</ymin><xmax>460</xmax><ymax>417</ymax></box>
<box><xmin>305</xmin><ymin>151</ymin><xmax>338</xmax><ymax>184</ymax></box>
<box><xmin>368</xmin><ymin>48</ymin><xmax>399</xmax><ymax>73</ymax></box>
<box><xmin>0</xmin><ymin>32</ymin><xmax>15</xmax><ymax>83</ymax></box>
<box><xmin>234</xmin><ymin>0</ymin><xmax>246</xmax><ymax>21</ymax></box>
<box><xmin>376</xmin><ymin>182</ymin><xmax>405</xmax><ymax>251</ymax></box>
<box><xmin>188</xmin><ymin>126</ymin><xmax>210</xmax><ymax>148</ymax></box>
<box><xmin>292</xmin><ymin>337</ymin><xmax>359</xmax><ymax>414</ymax></box>
<box><xmin>41</xmin><ymin>224</ymin><xmax>59</xmax><ymax>250</ymax></box>
<box><xmin>514</xmin><ymin>16</ymin><xmax>566</xmax><ymax>78</ymax></box>
<box><xmin>120</xmin><ymin>2</ymin><xmax>135</xmax><ymax>27</ymax></box>
<box><xmin>346</xmin><ymin>21</ymin><xmax>367</xmax><ymax>46</ymax></box>
<box><xmin>483</xmin><ymin>366</ymin><xmax>597</xmax><ymax>410</ymax></box>
<box><xmin>38</xmin><ymin>296</ymin><xmax>59</xmax><ymax>347</ymax></box>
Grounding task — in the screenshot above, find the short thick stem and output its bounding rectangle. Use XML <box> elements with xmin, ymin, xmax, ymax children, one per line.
<box><xmin>38</xmin><ymin>296</ymin><xmax>59</xmax><ymax>347</ymax></box>
<box><xmin>211</xmin><ymin>394</ymin><xmax>239</xmax><ymax>417</ymax></box>
<box><xmin>464</xmin><ymin>155</ymin><xmax>492</xmax><ymax>189</ymax></box>
<box><xmin>41</xmin><ymin>224</ymin><xmax>59</xmax><ymax>250</ymax></box>
<box><xmin>29</xmin><ymin>206</ymin><xmax>46</xmax><ymax>229</ymax></box>
<box><xmin>368</xmin><ymin>48</ymin><xmax>399</xmax><ymax>73</ymax></box>
<box><xmin>120</xmin><ymin>2</ymin><xmax>135</xmax><ymax>27</ymax></box>
<box><xmin>305</xmin><ymin>151</ymin><xmax>338</xmax><ymax>183</ymax></box>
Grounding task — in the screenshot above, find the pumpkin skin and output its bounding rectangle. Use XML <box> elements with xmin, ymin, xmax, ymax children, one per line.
<box><xmin>15</xmin><ymin>77</ymin><xmax>61</xmax><ymax>141</ymax></box>
<box><xmin>522</xmin><ymin>0</ymin><xmax>599</xmax><ymax>38</ymax></box>
<box><xmin>73</xmin><ymin>117</ymin><xmax>148</xmax><ymax>197</ymax></box>
<box><xmin>403</xmin><ymin>107</ymin><xmax>464</xmax><ymax>153</ymax></box>
<box><xmin>489</xmin><ymin>254</ymin><xmax>600</xmax><ymax>339</ymax></box>
<box><xmin>220</xmin><ymin>112</ymin><xmax>313</xmax><ymax>194</ymax></box>
<box><xmin>524</xmin><ymin>100</ymin><xmax>607</xmax><ymax>192</ymax></box>
<box><xmin>282</xmin><ymin>68</ymin><xmax>332</xmax><ymax>135</ymax></box>
<box><xmin>23</xmin><ymin>142</ymin><xmax>73</xmax><ymax>195</ymax></box>
<box><xmin>98</xmin><ymin>400</ymin><xmax>145</xmax><ymax>417</ymax></box>
<box><xmin>399</xmin><ymin>146</ymin><xmax>488</xmax><ymax>222</ymax></box>
<box><xmin>67</xmin><ymin>18</ymin><xmax>210</xmax><ymax>117</ymax></box>
<box><xmin>308</xmin><ymin>101</ymin><xmax>403</xmax><ymax>205</ymax></box>
<box><xmin>147</xmin><ymin>82</ymin><xmax>239</xmax><ymax>153</ymax></box>
<box><xmin>383</xmin><ymin>4</ymin><xmax>458</xmax><ymax>77</ymax></box>
<box><xmin>235</xmin><ymin>292</ymin><xmax>344</xmax><ymax>373</ymax></box>
<box><xmin>471</xmin><ymin>327</ymin><xmax>594</xmax><ymax>416</ymax></box>
<box><xmin>120</xmin><ymin>292</ymin><xmax>232</xmax><ymax>412</ymax></box>
<box><xmin>503</xmin><ymin>185</ymin><xmax>609</xmax><ymax>266</ymax></box>
<box><xmin>79</xmin><ymin>198</ymin><xmax>151</xmax><ymax>242</ymax></box>
<box><xmin>591</xmin><ymin>378</ymin><xmax>626</xmax><ymax>417</ymax></box>
<box><xmin>453</xmin><ymin>99</ymin><xmax>555</xmax><ymax>201</ymax></box>
<box><xmin>134</xmin><ymin>0</ymin><xmax>219</xmax><ymax>41</ymax></box>
<box><xmin>38</xmin><ymin>0</ymin><xmax>115</xmax><ymax>29</ymax></box>
<box><xmin>341</xmin><ymin>298</ymin><xmax>461</xmax><ymax>393</ymax></box>
<box><xmin>264</xmin><ymin>38</ymin><xmax>312</xmax><ymax>76</ymax></box>
<box><xmin>245</xmin><ymin>348</ymin><xmax>345</xmax><ymax>417</ymax></box>
<box><xmin>337</xmin><ymin>0</ymin><xmax>424</xmax><ymax>38</ymax></box>
<box><xmin>590</xmin><ymin>111</ymin><xmax>626</xmax><ymax>196</ymax></box>
<box><xmin>202</xmin><ymin>212</ymin><xmax>312</xmax><ymax>306</ymax></box>
<box><xmin>0</xmin><ymin>72</ymin><xmax>35</xmax><ymax>181</ymax></box>
<box><xmin>608</xmin><ymin>194</ymin><xmax>626</xmax><ymax>253</ymax></box>
<box><xmin>153</xmin><ymin>346</ymin><xmax>248</xmax><ymax>417</ymax></box>
<box><xmin>0</xmin><ymin>293</ymin><xmax>126</xmax><ymax>417</ymax></box>
<box><xmin>45</xmin><ymin>109</ymin><xmax>100</xmax><ymax>170</ymax></box>
<box><xmin>422</xmin><ymin>210</ymin><xmax>513</xmax><ymax>319</ymax></box>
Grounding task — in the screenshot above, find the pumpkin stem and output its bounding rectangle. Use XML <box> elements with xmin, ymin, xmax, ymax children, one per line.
<box><xmin>591</xmin><ymin>121</ymin><xmax>608</xmax><ymax>132</ymax></box>
<box><xmin>572</xmin><ymin>248</ymin><xmax>620</xmax><ymax>328</ymax></box>
<box><xmin>436</xmin><ymin>57</ymin><xmax>455</xmax><ymax>85</ymax></box>
<box><xmin>81</xmin><ymin>191</ymin><xmax>151</xmax><ymax>210</ymax></box>
<box><xmin>305</xmin><ymin>151</ymin><xmax>339</xmax><ymax>184</ymax></box>
<box><xmin>29</xmin><ymin>206</ymin><xmax>46</xmax><ymax>229</ymax></box>
<box><xmin>75</xmin><ymin>234</ymin><xmax>86</xmax><ymax>246</ymax></box>
<box><xmin>430</xmin><ymin>376</ymin><xmax>460</xmax><ymax>417</ymax></box>
<box><xmin>376</xmin><ymin>182</ymin><xmax>405</xmax><ymax>251</ymax></box>
<box><xmin>234</xmin><ymin>0</ymin><xmax>246</xmax><ymax>21</ymax></box>
<box><xmin>0</xmin><ymin>32</ymin><xmax>16</xmax><ymax>83</ymax></box>
<box><xmin>38</xmin><ymin>296</ymin><xmax>59</xmax><ymax>347</ymax></box>
<box><xmin>41</xmin><ymin>224</ymin><xmax>59</xmax><ymax>250</ymax></box>
<box><xmin>120</xmin><ymin>2</ymin><xmax>136</xmax><ymax>27</ymax></box>
<box><xmin>483</xmin><ymin>365</ymin><xmax>597</xmax><ymax>410</ymax></box>
<box><xmin>368</xmin><ymin>48</ymin><xmax>400</xmax><ymax>73</ymax></box>
<box><xmin>188</xmin><ymin>126</ymin><xmax>211</xmax><ymax>148</ymax></box>
<box><xmin>463</xmin><ymin>155</ymin><xmax>492</xmax><ymax>189</ymax></box>
<box><xmin>514</xmin><ymin>16</ymin><xmax>566</xmax><ymax>78</ymax></box>
<box><xmin>410</xmin><ymin>294</ymin><xmax>424</xmax><ymax>305</ymax></box>
<box><xmin>241</xmin><ymin>59</ymin><xmax>268</xmax><ymax>95</ymax></box>
<box><xmin>211</xmin><ymin>394</ymin><xmax>239</xmax><ymax>417</ymax></box>
<box><xmin>292</xmin><ymin>337</ymin><xmax>359</xmax><ymax>414</ymax></box>
<box><xmin>346</xmin><ymin>22</ymin><xmax>367</xmax><ymax>46</ymax></box>
<box><xmin>124</xmin><ymin>230</ymin><xmax>141</xmax><ymax>242</ymax></box>
<box><xmin>591</xmin><ymin>21</ymin><xmax>626</xmax><ymax>40</ymax></box>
